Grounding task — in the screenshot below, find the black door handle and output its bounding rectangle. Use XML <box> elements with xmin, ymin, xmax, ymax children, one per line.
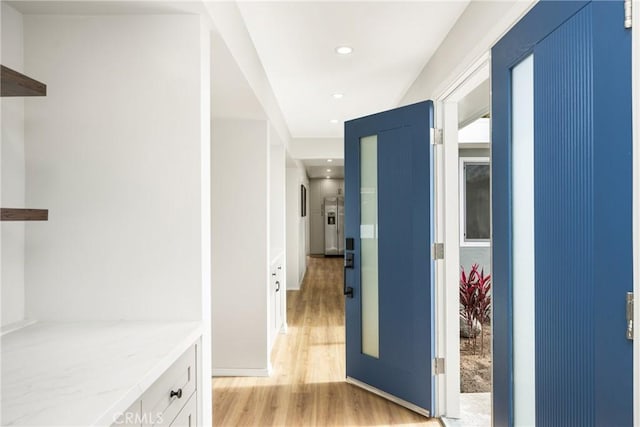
<box><xmin>275</xmin><ymin>281</ymin><xmax>280</xmax><ymax>292</ymax></box>
<box><xmin>344</xmin><ymin>252</ymin><xmax>354</xmax><ymax>298</ymax></box>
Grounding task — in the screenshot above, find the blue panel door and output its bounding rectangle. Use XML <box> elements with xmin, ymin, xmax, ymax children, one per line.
<box><xmin>344</xmin><ymin>101</ymin><xmax>434</xmax><ymax>415</ymax></box>
<box><xmin>492</xmin><ymin>1</ymin><xmax>633</xmax><ymax>426</ymax></box>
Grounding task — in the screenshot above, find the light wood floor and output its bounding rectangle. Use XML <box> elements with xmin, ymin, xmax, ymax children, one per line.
<box><xmin>213</xmin><ymin>256</ymin><xmax>442</xmax><ymax>427</ymax></box>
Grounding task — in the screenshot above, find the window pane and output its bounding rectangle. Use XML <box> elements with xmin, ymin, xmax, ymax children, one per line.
<box><xmin>465</xmin><ymin>163</ymin><xmax>490</xmax><ymax>240</ymax></box>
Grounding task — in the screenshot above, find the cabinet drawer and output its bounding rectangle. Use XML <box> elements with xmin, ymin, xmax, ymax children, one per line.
<box><xmin>141</xmin><ymin>345</ymin><xmax>196</xmax><ymax>427</ymax></box>
<box><xmin>168</xmin><ymin>393</ymin><xmax>196</xmax><ymax>427</ymax></box>
<box><xmin>111</xmin><ymin>400</ymin><xmax>142</xmax><ymax>427</ymax></box>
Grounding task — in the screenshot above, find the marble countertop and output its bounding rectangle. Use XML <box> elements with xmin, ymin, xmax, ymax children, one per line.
<box><xmin>1</xmin><ymin>321</ymin><xmax>202</xmax><ymax>427</ymax></box>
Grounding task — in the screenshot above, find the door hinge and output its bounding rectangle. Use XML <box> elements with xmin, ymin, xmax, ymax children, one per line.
<box><xmin>626</xmin><ymin>292</ymin><xmax>634</xmax><ymax>340</ymax></box>
<box><xmin>433</xmin><ymin>358</ymin><xmax>445</xmax><ymax>375</ymax></box>
<box><xmin>431</xmin><ymin>128</ymin><xmax>443</xmax><ymax>145</ymax></box>
<box><xmin>432</xmin><ymin>243</ymin><xmax>444</xmax><ymax>260</ymax></box>
<box><xmin>624</xmin><ymin>0</ymin><xmax>632</xmax><ymax>28</ymax></box>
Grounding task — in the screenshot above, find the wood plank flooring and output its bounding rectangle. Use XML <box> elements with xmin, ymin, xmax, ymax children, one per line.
<box><xmin>213</xmin><ymin>256</ymin><xmax>442</xmax><ymax>427</ymax></box>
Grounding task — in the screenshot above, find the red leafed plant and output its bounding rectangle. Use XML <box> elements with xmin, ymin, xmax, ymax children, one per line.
<box><xmin>460</xmin><ymin>264</ymin><xmax>492</xmax><ymax>355</ymax></box>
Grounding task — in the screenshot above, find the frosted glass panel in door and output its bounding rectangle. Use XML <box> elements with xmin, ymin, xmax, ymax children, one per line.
<box><xmin>512</xmin><ymin>53</ymin><xmax>535</xmax><ymax>427</ymax></box>
<box><xmin>360</xmin><ymin>135</ymin><xmax>379</xmax><ymax>359</ymax></box>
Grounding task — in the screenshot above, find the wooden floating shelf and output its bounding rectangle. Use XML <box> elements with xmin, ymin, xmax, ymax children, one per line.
<box><xmin>1</xmin><ymin>65</ymin><xmax>47</xmax><ymax>97</ymax></box>
<box><xmin>1</xmin><ymin>208</ymin><xmax>49</xmax><ymax>221</ymax></box>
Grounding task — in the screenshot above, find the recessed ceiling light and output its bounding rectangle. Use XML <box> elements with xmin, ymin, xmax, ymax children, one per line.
<box><xmin>332</xmin><ymin>93</ymin><xmax>344</xmax><ymax>99</ymax></box>
<box><xmin>335</xmin><ymin>46</ymin><xmax>353</xmax><ymax>55</ymax></box>
<box><xmin>329</xmin><ymin>119</ymin><xmax>339</xmax><ymax>124</ymax></box>
<box><xmin>327</xmin><ymin>159</ymin><xmax>333</xmax><ymax>162</ymax></box>
<box><xmin>327</xmin><ymin>169</ymin><xmax>332</xmax><ymax>172</ymax></box>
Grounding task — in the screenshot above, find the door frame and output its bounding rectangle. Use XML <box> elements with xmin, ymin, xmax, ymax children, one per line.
<box><xmin>432</xmin><ymin>3</ymin><xmax>538</xmax><ymax>417</ymax></box>
<box><xmin>433</xmin><ymin>54</ymin><xmax>491</xmax><ymax>419</ymax></box>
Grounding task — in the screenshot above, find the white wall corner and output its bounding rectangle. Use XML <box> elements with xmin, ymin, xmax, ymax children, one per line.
<box><xmin>198</xmin><ymin>15</ymin><xmax>213</xmax><ymax>427</ymax></box>
<box><xmin>23</xmin><ymin>14</ymin><xmax>204</xmax><ymax>322</ymax></box>
<box><xmin>285</xmin><ymin>160</ymin><xmax>309</xmax><ymax>291</ymax></box>
<box><xmin>1</xmin><ymin>1</ymin><xmax>26</xmax><ymax>328</ymax></box>
<box><xmin>205</xmin><ymin>2</ymin><xmax>291</xmax><ymax>150</ymax></box>
<box><xmin>211</xmin><ymin>118</ymin><xmax>270</xmax><ymax>373</ymax></box>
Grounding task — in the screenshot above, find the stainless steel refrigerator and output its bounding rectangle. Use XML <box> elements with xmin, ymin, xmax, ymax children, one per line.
<box><xmin>324</xmin><ymin>196</ymin><xmax>344</xmax><ymax>255</ymax></box>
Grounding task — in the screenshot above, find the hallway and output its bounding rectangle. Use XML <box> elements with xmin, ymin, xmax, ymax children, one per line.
<box><xmin>213</xmin><ymin>257</ymin><xmax>442</xmax><ymax>426</ymax></box>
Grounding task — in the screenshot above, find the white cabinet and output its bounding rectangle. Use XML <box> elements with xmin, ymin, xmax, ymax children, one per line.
<box><xmin>168</xmin><ymin>393</ymin><xmax>196</xmax><ymax>427</ymax></box>
<box><xmin>269</xmin><ymin>255</ymin><xmax>286</xmax><ymax>352</ymax></box>
<box><xmin>111</xmin><ymin>344</ymin><xmax>197</xmax><ymax>427</ymax></box>
<box><xmin>272</xmin><ymin>262</ymin><xmax>283</xmax><ymax>334</ymax></box>
<box><xmin>112</xmin><ymin>401</ymin><xmax>142</xmax><ymax>427</ymax></box>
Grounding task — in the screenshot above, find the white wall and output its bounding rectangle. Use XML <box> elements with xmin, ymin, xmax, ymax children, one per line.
<box><xmin>211</xmin><ymin>26</ymin><xmax>287</xmax><ymax>374</ymax></box>
<box><xmin>211</xmin><ymin>31</ymin><xmax>266</xmax><ymax>122</ymax></box>
<box><xmin>1</xmin><ymin>2</ymin><xmax>26</xmax><ymax>327</ymax></box>
<box><xmin>288</xmin><ymin>138</ymin><xmax>343</xmax><ymax>160</ymax></box>
<box><xmin>286</xmin><ymin>162</ymin><xmax>309</xmax><ymax>290</ymax></box>
<box><xmin>269</xmin><ymin>127</ymin><xmax>285</xmax><ymax>257</ymax></box>
<box><xmin>205</xmin><ymin>2</ymin><xmax>291</xmax><ymax>149</ymax></box>
<box><xmin>268</xmin><ymin>124</ymin><xmax>286</xmax><ymax>348</ymax></box>
<box><xmin>309</xmin><ymin>178</ymin><xmax>344</xmax><ymax>255</ymax></box>
<box><xmin>22</xmin><ymin>14</ymin><xmax>206</xmax><ymax>321</ymax></box>
<box><xmin>211</xmin><ymin>118</ymin><xmax>270</xmax><ymax>375</ymax></box>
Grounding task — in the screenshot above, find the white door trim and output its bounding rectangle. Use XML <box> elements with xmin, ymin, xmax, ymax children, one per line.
<box><xmin>434</xmin><ymin>57</ymin><xmax>491</xmax><ymax>420</ymax></box>
<box><xmin>437</xmin><ymin>54</ymin><xmax>490</xmax><ymax>103</ymax></box>
<box><xmin>443</xmin><ymin>100</ymin><xmax>462</xmax><ymax>418</ymax></box>
<box><xmin>432</xmin><ymin>100</ymin><xmax>449</xmax><ymax>417</ymax></box>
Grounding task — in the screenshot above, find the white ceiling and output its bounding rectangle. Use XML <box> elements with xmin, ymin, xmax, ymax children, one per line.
<box><xmin>237</xmin><ymin>1</ymin><xmax>469</xmax><ymax>138</ymax></box>
<box><xmin>7</xmin><ymin>1</ymin><xmax>207</xmax><ymax>15</ymax></box>
<box><xmin>303</xmin><ymin>159</ymin><xmax>344</xmax><ymax>179</ymax></box>
<box><xmin>458</xmin><ymin>79</ymin><xmax>490</xmax><ymax>128</ymax></box>
<box><xmin>11</xmin><ymin>0</ymin><xmax>472</xmax><ymax>181</ymax></box>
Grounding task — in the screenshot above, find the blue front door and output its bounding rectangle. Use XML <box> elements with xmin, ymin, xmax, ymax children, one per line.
<box><xmin>344</xmin><ymin>101</ymin><xmax>434</xmax><ymax>416</ymax></box>
<box><xmin>492</xmin><ymin>1</ymin><xmax>633</xmax><ymax>426</ymax></box>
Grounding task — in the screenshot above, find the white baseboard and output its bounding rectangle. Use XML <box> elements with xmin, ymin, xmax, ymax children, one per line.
<box><xmin>1</xmin><ymin>319</ymin><xmax>37</xmax><ymax>336</ymax></box>
<box><xmin>212</xmin><ymin>367</ymin><xmax>271</xmax><ymax>377</ymax></box>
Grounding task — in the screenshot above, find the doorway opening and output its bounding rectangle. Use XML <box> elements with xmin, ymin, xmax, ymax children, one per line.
<box><xmin>458</xmin><ymin>88</ymin><xmax>491</xmax><ymax>401</ymax></box>
<box><xmin>457</xmin><ymin>114</ymin><xmax>492</xmax><ymax>426</ymax></box>
<box><xmin>435</xmin><ymin>56</ymin><xmax>492</xmax><ymax>426</ymax></box>
<box><xmin>303</xmin><ymin>168</ymin><xmax>345</xmax><ymax>258</ymax></box>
